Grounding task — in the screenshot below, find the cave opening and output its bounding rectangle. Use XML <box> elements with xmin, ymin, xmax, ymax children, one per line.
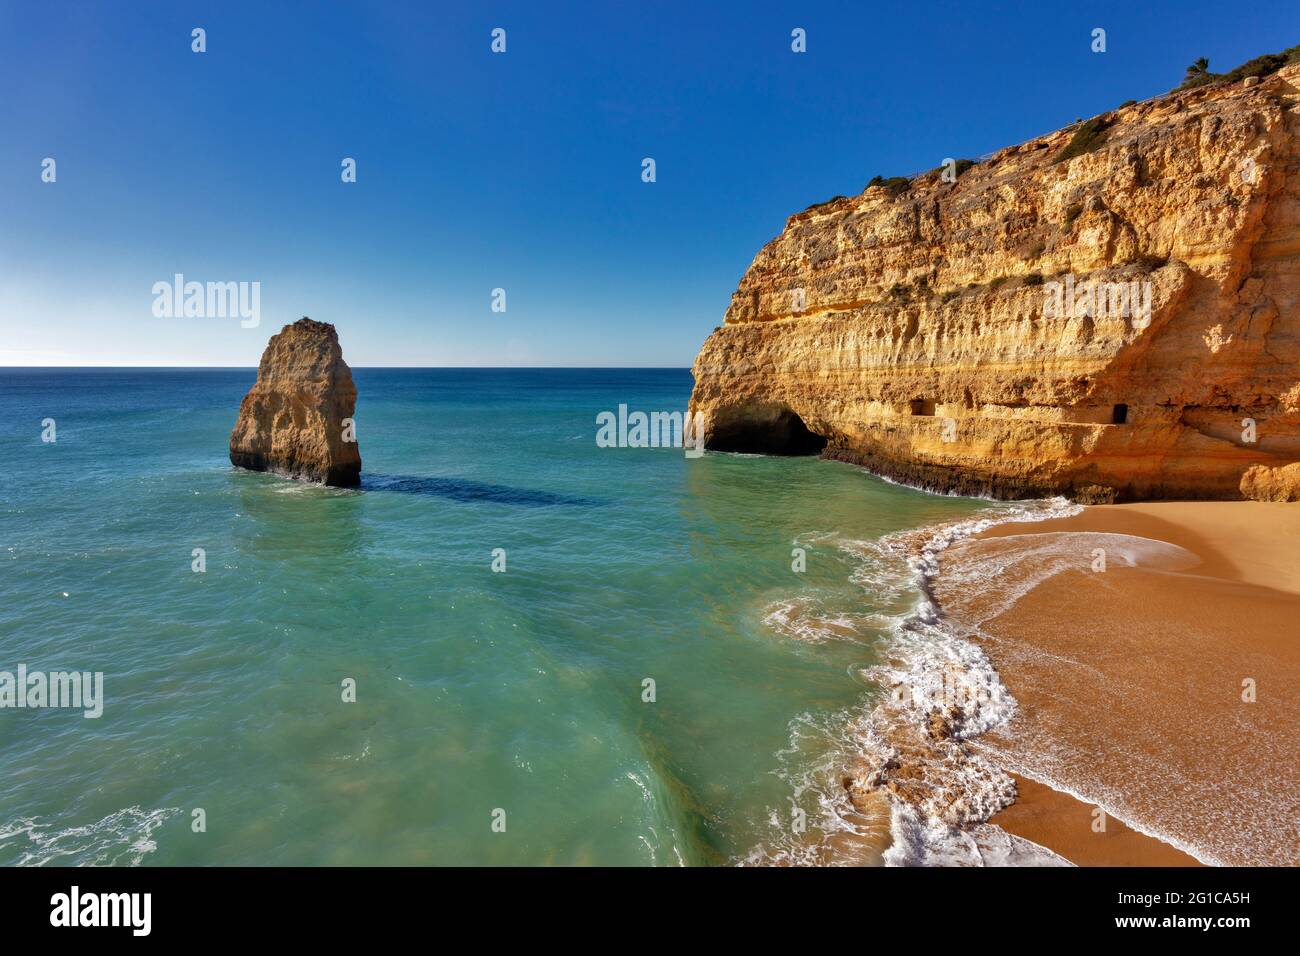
<box><xmin>1112</xmin><ymin>403</ymin><xmax>1129</xmax><ymax>425</ymax></box>
<box><xmin>707</xmin><ymin>404</ymin><xmax>828</xmax><ymax>456</ymax></box>
<box><xmin>909</xmin><ymin>399</ymin><xmax>936</xmax><ymax>416</ymax></box>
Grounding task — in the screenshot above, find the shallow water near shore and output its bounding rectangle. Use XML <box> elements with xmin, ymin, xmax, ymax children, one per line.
<box><xmin>0</xmin><ymin>367</ymin><xmax>1001</xmax><ymax>865</ymax></box>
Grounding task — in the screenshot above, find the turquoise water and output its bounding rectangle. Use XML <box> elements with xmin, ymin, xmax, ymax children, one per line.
<box><xmin>0</xmin><ymin>368</ymin><xmax>990</xmax><ymax>865</ymax></box>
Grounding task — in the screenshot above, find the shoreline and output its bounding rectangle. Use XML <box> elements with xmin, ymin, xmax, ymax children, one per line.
<box><xmin>943</xmin><ymin>501</ymin><xmax>1300</xmax><ymax>866</ymax></box>
<box><xmin>991</xmin><ymin>774</ymin><xmax>1201</xmax><ymax>866</ymax></box>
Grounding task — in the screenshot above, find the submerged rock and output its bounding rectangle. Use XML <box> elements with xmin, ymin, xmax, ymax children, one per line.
<box><xmin>229</xmin><ymin>317</ymin><xmax>361</xmax><ymax>486</ymax></box>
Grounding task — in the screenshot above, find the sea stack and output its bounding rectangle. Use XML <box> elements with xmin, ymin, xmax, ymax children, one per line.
<box><xmin>230</xmin><ymin>317</ymin><xmax>361</xmax><ymax>487</ymax></box>
<box><xmin>689</xmin><ymin>63</ymin><xmax>1300</xmax><ymax>502</ymax></box>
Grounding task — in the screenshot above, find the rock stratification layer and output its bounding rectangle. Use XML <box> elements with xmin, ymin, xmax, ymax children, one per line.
<box><xmin>689</xmin><ymin>66</ymin><xmax>1300</xmax><ymax>501</ymax></box>
<box><xmin>230</xmin><ymin>318</ymin><xmax>361</xmax><ymax>486</ymax></box>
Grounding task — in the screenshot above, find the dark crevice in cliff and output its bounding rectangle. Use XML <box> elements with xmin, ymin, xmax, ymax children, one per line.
<box><xmin>706</xmin><ymin>405</ymin><xmax>828</xmax><ymax>456</ymax></box>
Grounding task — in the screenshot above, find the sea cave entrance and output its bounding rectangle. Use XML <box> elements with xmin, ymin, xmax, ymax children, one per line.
<box><xmin>706</xmin><ymin>403</ymin><xmax>828</xmax><ymax>456</ymax></box>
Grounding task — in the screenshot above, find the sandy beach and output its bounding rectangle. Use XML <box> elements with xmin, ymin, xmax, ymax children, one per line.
<box><xmin>937</xmin><ymin>502</ymin><xmax>1300</xmax><ymax>866</ymax></box>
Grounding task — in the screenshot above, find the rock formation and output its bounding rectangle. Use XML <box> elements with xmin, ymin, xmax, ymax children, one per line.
<box><xmin>1240</xmin><ymin>461</ymin><xmax>1300</xmax><ymax>500</ymax></box>
<box><xmin>230</xmin><ymin>318</ymin><xmax>361</xmax><ymax>486</ymax></box>
<box><xmin>689</xmin><ymin>64</ymin><xmax>1300</xmax><ymax>501</ymax></box>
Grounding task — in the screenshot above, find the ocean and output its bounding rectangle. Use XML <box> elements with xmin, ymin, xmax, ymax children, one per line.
<box><xmin>0</xmin><ymin>367</ymin><xmax>1005</xmax><ymax>866</ymax></box>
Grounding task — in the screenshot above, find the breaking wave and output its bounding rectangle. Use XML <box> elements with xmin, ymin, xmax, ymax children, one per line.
<box><xmin>0</xmin><ymin>806</ymin><xmax>180</xmax><ymax>867</ymax></box>
<box><xmin>751</xmin><ymin>498</ymin><xmax>1088</xmax><ymax>866</ymax></box>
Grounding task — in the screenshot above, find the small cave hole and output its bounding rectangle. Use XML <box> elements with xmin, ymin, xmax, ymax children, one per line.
<box><xmin>909</xmin><ymin>399</ymin><xmax>936</xmax><ymax>416</ymax></box>
<box><xmin>1112</xmin><ymin>403</ymin><xmax>1129</xmax><ymax>425</ymax></box>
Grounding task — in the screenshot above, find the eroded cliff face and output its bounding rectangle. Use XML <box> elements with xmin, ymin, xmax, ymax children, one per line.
<box><xmin>689</xmin><ymin>66</ymin><xmax>1300</xmax><ymax>501</ymax></box>
<box><xmin>230</xmin><ymin>318</ymin><xmax>361</xmax><ymax>487</ymax></box>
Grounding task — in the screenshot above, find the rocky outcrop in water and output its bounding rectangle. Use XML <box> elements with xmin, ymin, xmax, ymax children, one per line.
<box><xmin>689</xmin><ymin>64</ymin><xmax>1300</xmax><ymax>501</ymax></box>
<box><xmin>229</xmin><ymin>318</ymin><xmax>361</xmax><ymax>486</ymax></box>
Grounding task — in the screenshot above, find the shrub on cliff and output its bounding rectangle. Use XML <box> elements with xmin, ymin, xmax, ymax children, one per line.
<box><xmin>866</xmin><ymin>175</ymin><xmax>911</xmax><ymax>198</ymax></box>
<box><xmin>929</xmin><ymin>158</ymin><xmax>976</xmax><ymax>180</ymax></box>
<box><xmin>1175</xmin><ymin>46</ymin><xmax>1300</xmax><ymax>91</ymax></box>
<box><xmin>1053</xmin><ymin>116</ymin><xmax>1112</xmax><ymax>164</ymax></box>
<box><xmin>804</xmin><ymin>194</ymin><xmax>849</xmax><ymax>213</ymax></box>
<box><xmin>1180</xmin><ymin>57</ymin><xmax>1215</xmax><ymax>89</ymax></box>
<box><xmin>1223</xmin><ymin>48</ymin><xmax>1300</xmax><ymax>81</ymax></box>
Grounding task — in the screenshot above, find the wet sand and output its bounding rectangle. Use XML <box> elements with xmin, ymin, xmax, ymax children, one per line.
<box><xmin>992</xmin><ymin>774</ymin><xmax>1201</xmax><ymax>866</ymax></box>
<box><xmin>940</xmin><ymin>502</ymin><xmax>1300</xmax><ymax>866</ymax></box>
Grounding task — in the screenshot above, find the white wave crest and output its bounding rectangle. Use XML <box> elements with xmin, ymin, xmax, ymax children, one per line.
<box><xmin>0</xmin><ymin>806</ymin><xmax>180</xmax><ymax>866</ymax></box>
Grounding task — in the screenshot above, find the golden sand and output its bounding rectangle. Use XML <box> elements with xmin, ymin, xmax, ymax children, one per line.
<box><xmin>942</xmin><ymin>502</ymin><xmax>1300</xmax><ymax>866</ymax></box>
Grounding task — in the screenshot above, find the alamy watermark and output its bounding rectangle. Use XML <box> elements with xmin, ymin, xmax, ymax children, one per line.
<box><xmin>1042</xmin><ymin>273</ymin><xmax>1152</xmax><ymax>328</ymax></box>
<box><xmin>50</xmin><ymin>886</ymin><xmax>150</xmax><ymax>936</ymax></box>
<box><xmin>596</xmin><ymin>405</ymin><xmax>705</xmax><ymax>457</ymax></box>
<box><xmin>889</xmin><ymin>671</ymin><xmax>995</xmax><ymax>714</ymax></box>
<box><xmin>151</xmin><ymin>273</ymin><xmax>260</xmax><ymax>328</ymax></box>
<box><xmin>1</xmin><ymin>665</ymin><xmax>103</xmax><ymax>718</ymax></box>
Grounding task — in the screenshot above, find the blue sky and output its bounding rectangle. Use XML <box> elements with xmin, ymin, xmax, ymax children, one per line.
<box><xmin>2</xmin><ymin>1</ymin><xmax>1297</xmax><ymax>366</ymax></box>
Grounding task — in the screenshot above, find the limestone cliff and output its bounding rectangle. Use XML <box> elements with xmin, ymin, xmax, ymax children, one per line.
<box><xmin>689</xmin><ymin>65</ymin><xmax>1300</xmax><ymax>502</ymax></box>
<box><xmin>230</xmin><ymin>318</ymin><xmax>361</xmax><ymax>487</ymax></box>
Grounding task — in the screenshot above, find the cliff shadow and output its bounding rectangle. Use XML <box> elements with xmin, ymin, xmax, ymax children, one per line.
<box><xmin>362</xmin><ymin>474</ymin><xmax>601</xmax><ymax>508</ymax></box>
